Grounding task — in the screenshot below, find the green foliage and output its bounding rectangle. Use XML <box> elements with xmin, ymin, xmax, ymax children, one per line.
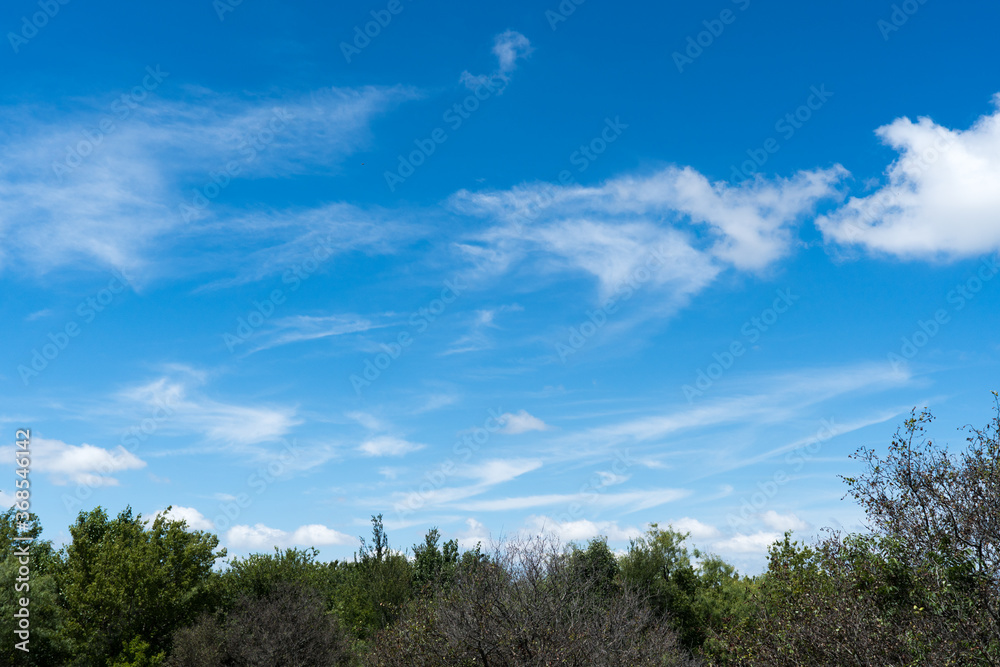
<box><xmin>621</xmin><ymin>523</ymin><xmax>753</xmax><ymax>653</ymax></box>
<box><xmin>106</xmin><ymin>636</ymin><xmax>165</xmax><ymax>667</ymax></box>
<box><xmin>220</xmin><ymin>546</ymin><xmax>337</xmax><ymax>607</ymax></box>
<box><xmin>0</xmin><ymin>509</ymin><xmax>71</xmax><ymax>665</ymax></box>
<box><xmin>334</xmin><ymin>514</ymin><xmax>413</xmax><ymax>639</ymax></box>
<box><xmin>567</xmin><ymin>536</ymin><xmax>622</xmax><ymax>601</ymax></box>
<box><xmin>57</xmin><ymin>506</ymin><xmax>225</xmax><ymax>666</ymax></box>
<box><xmin>412</xmin><ymin>527</ymin><xmax>460</xmax><ymax>594</ymax></box>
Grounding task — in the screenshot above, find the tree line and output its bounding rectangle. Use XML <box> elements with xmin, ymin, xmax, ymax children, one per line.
<box><xmin>3</xmin><ymin>396</ymin><xmax>999</xmax><ymax>665</ymax></box>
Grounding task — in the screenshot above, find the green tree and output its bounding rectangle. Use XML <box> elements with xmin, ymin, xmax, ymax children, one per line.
<box><xmin>57</xmin><ymin>506</ymin><xmax>225</xmax><ymax>666</ymax></box>
<box><xmin>621</xmin><ymin>523</ymin><xmax>753</xmax><ymax>654</ymax></box>
<box><xmin>335</xmin><ymin>514</ymin><xmax>413</xmax><ymax>639</ymax></box>
<box><xmin>220</xmin><ymin>546</ymin><xmax>337</xmax><ymax>608</ymax></box>
<box><xmin>0</xmin><ymin>509</ymin><xmax>70</xmax><ymax>665</ymax></box>
<box><xmin>412</xmin><ymin>527</ymin><xmax>459</xmax><ymax>594</ymax></box>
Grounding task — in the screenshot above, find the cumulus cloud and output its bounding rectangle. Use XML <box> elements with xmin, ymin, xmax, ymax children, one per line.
<box><xmin>714</xmin><ymin>531</ymin><xmax>782</xmax><ymax>553</ymax></box>
<box><xmin>498</xmin><ymin>409</ymin><xmax>550</xmax><ymax>434</ymax></box>
<box><xmin>817</xmin><ymin>93</ymin><xmax>1000</xmax><ymax>259</ymax></box>
<box><xmin>226</xmin><ymin>522</ymin><xmax>353</xmax><ymax>549</ymax></box>
<box><xmin>457</xmin><ymin>518</ymin><xmax>492</xmax><ymax>550</ymax></box>
<box><xmin>670</xmin><ymin>517</ymin><xmax>721</xmax><ymax>540</ymax></box>
<box><xmin>760</xmin><ymin>510</ymin><xmax>809</xmax><ymax>532</ymax></box>
<box><xmin>32</xmin><ymin>437</ymin><xmax>145</xmax><ymax>486</ymax></box>
<box><xmin>522</xmin><ymin>515</ymin><xmax>642</xmax><ymax>543</ymax></box>
<box><xmin>154</xmin><ymin>506</ymin><xmax>215</xmax><ymax>531</ymax></box>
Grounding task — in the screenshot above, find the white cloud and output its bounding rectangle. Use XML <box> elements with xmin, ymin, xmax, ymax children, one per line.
<box><xmin>554</xmin><ymin>362</ymin><xmax>909</xmax><ymax>455</ymax></box>
<box><xmin>451</xmin><ymin>165</ymin><xmax>845</xmax><ymax>301</ymax></box>
<box><xmin>493</xmin><ymin>30</ymin><xmax>533</xmax><ymax>73</ymax></box>
<box><xmin>346</xmin><ymin>411</ymin><xmax>386</xmax><ymax>431</ymax></box>
<box><xmin>386</xmin><ymin>458</ymin><xmax>543</xmax><ymax>513</ymax></box>
<box><xmin>458</xmin><ymin>487</ymin><xmax>689</xmax><ymax>513</ymax></box>
<box><xmin>32</xmin><ymin>437</ymin><xmax>145</xmax><ymax>486</ymax></box>
<box><xmin>669</xmin><ymin>517</ymin><xmax>721</xmax><ymax>540</ymax></box>
<box><xmin>154</xmin><ymin>506</ymin><xmax>214</xmax><ymax>531</ymax></box>
<box><xmin>714</xmin><ymin>531</ymin><xmax>782</xmax><ymax>554</ymax></box>
<box><xmin>248</xmin><ymin>314</ymin><xmax>380</xmax><ymax>353</ymax></box>
<box><xmin>378</xmin><ymin>466</ymin><xmax>402</xmax><ymax>480</ymax></box>
<box><xmin>457</xmin><ymin>518</ymin><xmax>491</xmax><ymax>550</ymax></box>
<box><xmin>461</xmin><ymin>30</ymin><xmax>533</xmax><ymax>92</ymax></box>
<box><xmin>118</xmin><ymin>374</ymin><xmax>299</xmax><ymax>450</ymax></box>
<box><xmin>818</xmin><ymin>94</ymin><xmax>1000</xmax><ymax>258</ymax></box>
<box><xmin>522</xmin><ymin>515</ymin><xmax>642</xmax><ymax>543</ymax></box>
<box><xmin>0</xmin><ymin>86</ymin><xmax>414</xmax><ymax>278</ymax></box>
<box><xmin>358</xmin><ymin>435</ymin><xmax>424</xmax><ymax>457</ymax></box>
<box><xmin>226</xmin><ymin>522</ymin><xmax>353</xmax><ymax>549</ymax></box>
<box><xmin>760</xmin><ymin>510</ymin><xmax>809</xmax><ymax>532</ymax></box>
<box><xmin>0</xmin><ymin>491</ymin><xmax>15</xmax><ymax>509</ymax></box>
<box><xmin>465</xmin><ymin>458</ymin><xmax>543</xmax><ymax>485</ymax></box>
<box><xmin>498</xmin><ymin>409</ymin><xmax>550</xmax><ymax>434</ymax></box>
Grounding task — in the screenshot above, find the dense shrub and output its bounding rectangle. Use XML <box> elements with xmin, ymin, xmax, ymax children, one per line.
<box><xmin>367</xmin><ymin>536</ymin><xmax>699</xmax><ymax>666</ymax></box>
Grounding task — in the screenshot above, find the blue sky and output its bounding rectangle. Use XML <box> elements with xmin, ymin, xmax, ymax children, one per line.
<box><xmin>2</xmin><ymin>0</ymin><xmax>999</xmax><ymax>572</ymax></box>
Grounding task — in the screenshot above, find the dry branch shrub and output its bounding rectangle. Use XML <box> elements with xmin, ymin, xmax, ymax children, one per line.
<box><xmin>368</xmin><ymin>536</ymin><xmax>699</xmax><ymax>666</ymax></box>
<box><xmin>165</xmin><ymin>583</ymin><xmax>351</xmax><ymax>667</ymax></box>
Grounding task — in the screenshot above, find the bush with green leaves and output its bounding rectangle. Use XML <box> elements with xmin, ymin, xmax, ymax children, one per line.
<box><xmin>0</xmin><ymin>509</ymin><xmax>71</xmax><ymax>665</ymax></box>
<box><xmin>56</xmin><ymin>506</ymin><xmax>225</xmax><ymax>666</ymax></box>
<box><xmin>620</xmin><ymin>524</ymin><xmax>754</xmax><ymax>654</ymax></box>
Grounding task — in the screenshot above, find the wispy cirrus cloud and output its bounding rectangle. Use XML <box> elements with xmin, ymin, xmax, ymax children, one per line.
<box><xmin>248</xmin><ymin>313</ymin><xmax>384</xmax><ymax>354</ymax></box>
<box><xmin>113</xmin><ymin>371</ymin><xmax>299</xmax><ymax>452</ymax></box>
<box><xmin>0</xmin><ymin>85</ymin><xmax>416</xmax><ymax>280</ymax></box>
<box><xmin>450</xmin><ymin>165</ymin><xmax>845</xmax><ymax>304</ymax></box>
